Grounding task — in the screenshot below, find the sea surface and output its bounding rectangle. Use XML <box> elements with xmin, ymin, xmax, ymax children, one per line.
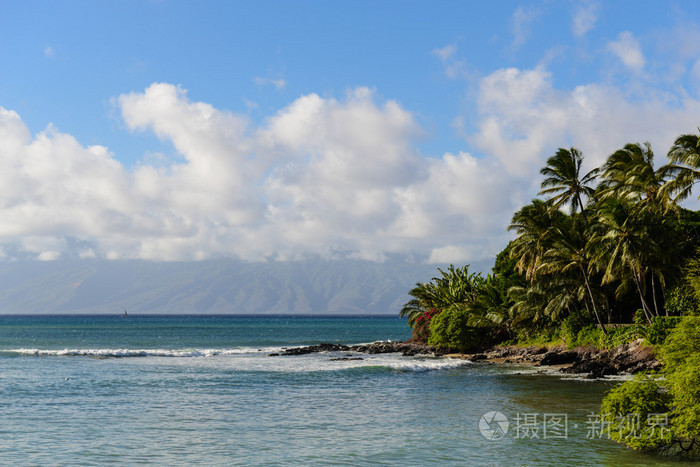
<box><xmin>0</xmin><ymin>315</ymin><xmax>690</xmax><ymax>466</ymax></box>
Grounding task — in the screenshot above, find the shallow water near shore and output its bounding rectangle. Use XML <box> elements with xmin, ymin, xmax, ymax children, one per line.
<box><xmin>0</xmin><ymin>315</ymin><xmax>691</xmax><ymax>465</ymax></box>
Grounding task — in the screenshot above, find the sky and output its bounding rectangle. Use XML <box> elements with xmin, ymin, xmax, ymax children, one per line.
<box><xmin>1</xmin><ymin>1</ymin><xmax>700</xmax><ymax>268</ymax></box>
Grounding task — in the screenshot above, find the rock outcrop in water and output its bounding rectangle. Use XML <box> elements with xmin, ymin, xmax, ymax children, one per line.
<box><xmin>269</xmin><ymin>338</ymin><xmax>660</xmax><ymax>379</ymax></box>
<box><xmin>270</xmin><ymin>341</ymin><xmax>438</xmax><ymax>357</ymax></box>
<box><xmin>454</xmin><ymin>338</ymin><xmax>660</xmax><ymax>378</ymax></box>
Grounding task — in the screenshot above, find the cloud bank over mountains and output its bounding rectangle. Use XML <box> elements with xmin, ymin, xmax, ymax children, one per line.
<box><xmin>1</xmin><ymin>60</ymin><xmax>700</xmax><ymax>264</ymax></box>
<box><xmin>0</xmin><ymin>82</ymin><xmax>513</xmax><ymax>263</ymax></box>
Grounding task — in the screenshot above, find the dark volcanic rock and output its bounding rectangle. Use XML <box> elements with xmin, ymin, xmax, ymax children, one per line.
<box><xmin>269</xmin><ymin>341</ymin><xmax>438</xmax><ymax>357</ymax></box>
<box><xmin>558</xmin><ymin>339</ymin><xmax>659</xmax><ymax>378</ymax></box>
<box><xmin>562</xmin><ymin>359</ymin><xmax>618</xmax><ymax>378</ymax></box>
<box><xmin>539</xmin><ymin>350</ymin><xmax>580</xmax><ymax>365</ymax></box>
<box><xmin>274</xmin><ymin>343</ymin><xmax>351</xmax><ymax>356</ymax></box>
<box><xmin>609</xmin><ymin>339</ymin><xmax>660</xmax><ymax>374</ymax></box>
<box><xmin>350</xmin><ymin>341</ymin><xmax>437</xmax><ymax>356</ymax></box>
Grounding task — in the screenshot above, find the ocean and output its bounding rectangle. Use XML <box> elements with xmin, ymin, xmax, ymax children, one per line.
<box><xmin>0</xmin><ymin>315</ymin><xmax>684</xmax><ymax>466</ymax></box>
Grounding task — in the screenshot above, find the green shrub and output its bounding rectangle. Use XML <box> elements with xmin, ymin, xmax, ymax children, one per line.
<box><xmin>665</xmin><ymin>353</ymin><xmax>700</xmax><ymax>441</ymax></box>
<box><xmin>502</xmin><ymin>327</ymin><xmax>560</xmax><ymax>347</ymax></box>
<box><xmin>561</xmin><ymin>319</ymin><xmax>637</xmax><ymax>349</ymax></box>
<box><xmin>427</xmin><ymin>306</ymin><xmax>500</xmax><ymax>352</ymax></box>
<box><xmin>599</xmin><ymin>374</ymin><xmax>673</xmax><ymax>453</ymax></box>
<box><xmin>411</xmin><ymin>309</ymin><xmax>441</xmax><ymax>344</ymax></box>
<box><xmin>644</xmin><ymin>316</ymin><xmax>683</xmax><ymax>346</ymax></box>
<box><xmin>600</xmin><ymin>316</ymin><xmax>700</xmax><ymax>456</ymax></box>
<box><xmin>664</xmin><ymin>284</ymin><xmax>699</xmax><ymax>316</ymax></box>
<box><xmin>659</xmin><ymin>316</ymin><xmax>700</xmax><ymax>369</ymax></box>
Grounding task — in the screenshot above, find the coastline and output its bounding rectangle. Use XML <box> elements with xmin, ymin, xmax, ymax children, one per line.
<box><xmin>443</xmin><ymin>338</ymin><xmax>660</xmax><ymax>379</ymax></box>
<box><xmin>269</xmin><ymin>338</ymin><xmax>660</xmax><ymax>379</ymax></box>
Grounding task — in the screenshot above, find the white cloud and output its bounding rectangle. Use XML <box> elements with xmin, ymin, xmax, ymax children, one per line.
<box><xmin>253</xmin><ymin>76</ymin><xmax>287</xmax><ymax>90</ymax></box>
<box><xmin>43</xmin><ymin>45</ymin><xmax>54</xmax><ymax>58</ymax></box>
<box><xmin>607</xmin><ymin>31</ymin><xmax>645</xmax><ymax>72</ymax></box>
<box><xmin>471</xmin><ymin>65</ymin><xmax>700</xmax><ymax>179</ymax></box>
<box><xmin>432</xmin><ymin>44</ymin><xmax>456</xmax><ymax>62</ymax></box>
<box><xmin>693</xmin><ymin>59</ymin><xmax>700</xmax><ymax>79</ymax></box>
<box><xmin>3</xmin><ymin>68</ymin><xmax>700</xmax><ymax>266</ymax></box>
<box><xmin>473</xmin><ymin>67</ymin><xmax>568</xmax><ymax>176</ymax></box>
<box><xmin>432</xmin><ymin>43</ymin><xmax>468</xmax><ymax>79</ymax></box>
<box><xmin>511</xmin><ymin>6</ymin><xmax>540</xmax><ymax>50</ymax></box>
<box><xmin>0</xmin><ymin>84</ymin><xmax>515</xmax><ymax>264</ymax></box>
<box><xmin>572</xmin><ymin>1</ymin><xmax>598</xmax><ymax>38</ymax></box>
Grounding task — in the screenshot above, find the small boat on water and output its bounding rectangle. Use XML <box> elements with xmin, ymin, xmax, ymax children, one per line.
<box><xmin>121</xmin><ymin>310</ymin><xmax>128</xmax><ymax>318</ymax></box>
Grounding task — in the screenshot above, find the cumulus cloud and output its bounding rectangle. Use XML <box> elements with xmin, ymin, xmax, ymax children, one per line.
<box><xmin>471</xmin><ymin>65</ymin><xmax>700</xmax><ymax>178</ymax></box>
<box><xmin>0</xmin><ymin>84</ymin><xmax>517</xmax><ymax>263</ymax></box>
<box><xmin>607</xmin><ymin>31</ymin><xmax>646</xmax><ymax>72</ymax></box>
<box><xmin>2</xmin><ymin>68</ymin><xmax>699</xmax><ymax>265</ymax></box>
<box><xmin>571</xmin><ymin>1</ymin><xmax>598</xmax><ymax>38</ymax></box>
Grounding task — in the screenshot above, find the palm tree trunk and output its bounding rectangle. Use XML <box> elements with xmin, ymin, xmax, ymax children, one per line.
<box><xmin>662</xmin><ymin>282</ymin><xmax>669</xmax><ymax>316</ymax></box>
<box><xmin>577</xmin><ymin>194</ymin><xmax>588</xmax><ymax>224</ymax></box>
<box><xmin>580</xmin><ymin>265</ymin><xmax>607</xmax><ymax>335</ymax></box>
<box><xmin>632</xmin><ymin>270</ymin><xmax>653</xmax><ymax>324</ymax></box>
<box><xmin>651</xmin><ymin>274</ymin><xmax>660</xmax><ymax>317</ymax></box>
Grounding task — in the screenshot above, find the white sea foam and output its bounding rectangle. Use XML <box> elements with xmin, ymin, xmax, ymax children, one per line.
<box><xmin>9</xmin><ymin>347</ymin><xmax>285</xmax><ymax>358</ymax></box>
<box><xmin>7</xmin><ymin>347</ymin><xmax>472</xmax><ymax>373</ymax></box>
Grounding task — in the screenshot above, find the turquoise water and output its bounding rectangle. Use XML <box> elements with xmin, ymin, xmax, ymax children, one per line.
<box><xmin>0</xmin><ymin>315</ymin><xmax>689</xmax><ymax>465</ymax></box>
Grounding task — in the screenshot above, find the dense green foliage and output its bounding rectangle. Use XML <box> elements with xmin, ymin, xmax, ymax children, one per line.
<box><xmin>400</xmin><ymin>130</ymin><xmax>700</xmax><ymax>457</ymax></box>
<box><xmin>600</xmin><ymin>374</ymin><xmax>673</xmax><ymax>452</ymax></box>
<box><xmin>643</xmin><ymin>316</ymin><xmax>682</xmax><ymax>346</ymax></box>
<box><xmin>600</xmin><ymin>316</ymin><xmax>700</xmax><ymax>456</ymax></box>
<box><xmin>427</xmin><ymin>305</ymin><xmax>501</xmax><ymax>352</ymax></box>
<box><xmin>402</xmin><ymin>130</ymin><xmax>700</xmax><ymax>349</ymax></box>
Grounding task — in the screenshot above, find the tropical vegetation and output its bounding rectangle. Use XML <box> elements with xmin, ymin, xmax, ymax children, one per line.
<box><xmin>400</xmin><ymin>129</ymin><xmax>700</xmax><ymax>456</ymax></box>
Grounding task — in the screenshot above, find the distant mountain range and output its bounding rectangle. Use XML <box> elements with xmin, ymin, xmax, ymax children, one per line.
<box><xmin>0</xmin><ymin>259</ymin><xmax>457</xmax><ymax>315</ymax></box>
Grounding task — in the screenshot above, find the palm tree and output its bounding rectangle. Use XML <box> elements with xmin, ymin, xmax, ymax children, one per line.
<box><xmin>590</xmin><ymin>198</ymin><xmax>659</xmax><ymax>323</ymax></box>
<box><xmin>598</xmin><ymin>142</ymin><xmax>680</xmax><ymax>317</ymax></box>
<box><xmin>508</xmin><ymin>200</ymin><xmax>565</xmax><ymax>281</ymax></box>
<box><xmin>537</xmin><ymin>214</ymin><xmax>608</xmax><ymax>333</ymax></box>
<box><xmin>600</xmin><ymin>142</ymin><xmax>672</xmax><ymax>214</ymax></box>
<box><xmin>399</xmin><ymin>264</ymin><xmax>483</xmax><ymax>328</ymax></box>
<box><xmin>400</xmin><ymin>282</ymin><xmax>437</xmax><ymax>328</ymax></box>
<box><xmin>467</xmin><ymin>274</ymin><xmax>511</xmax><ymax>330</ymax></box>
<box><xmin>508</xmin><ymin>273</ymin><xmax>587</xmax><ymax>328</ymax></box>
<box><xmin>539</xmin><ymin>147</ymin><xmax>599</xmax><ymax>218</ymax></box>
<box><xmin>663</xmin><ymin>130</ymin><xmax>700</xmax><ymax>203</ymax></box>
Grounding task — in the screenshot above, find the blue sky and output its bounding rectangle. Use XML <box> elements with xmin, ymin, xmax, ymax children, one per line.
<box><xmin>1</xmin><ymin>1</ymin><xmax>700</xmax><ymax>267</ymax></box>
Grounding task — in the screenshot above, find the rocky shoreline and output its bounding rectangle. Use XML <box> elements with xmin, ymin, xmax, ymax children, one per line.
<box><xmin>448</xmin><ymin>338</ymin><xmax>660</xmax><ymax>378</ymax></box>
<box><xmin>269</xmin><ymin>341</ymin><xmax>436</xmax><ymax>358</ymax></box>
<box><xmin>269</xmin><ymin>338</ymin><xmax>660</xmax><ymax>379</ymax></box>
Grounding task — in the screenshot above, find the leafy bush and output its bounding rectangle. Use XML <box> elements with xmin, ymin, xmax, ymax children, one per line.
<box><xmin>411</xmin><ymin>308</ymin><xmax>441</xmax><ymax>344</ymax></box>
<box><xmin>659</xmin><ymin>316</ymin><xmax>700</xmax><ymax>442</ymax></box>
<box><xmin>658</xmin><ymin>316</ymin><xmax>700</xmax><ymax>369</ymax></box>
<box><xmin>561</xmin><ymin>316</ymin><xmax>638</xmax><ymax>349</ymax></box>
<box><xmin>600</xmin><ymin>316</ymin><xmax>700</xmax><ymax>456</ymax></box>
<box><xmin>427</xmin><ymin>306</ymin><xmax>500</xmax><ymax>352</ymax></box>
<box><xmin>502</xmin><ymin>327</ymin><xmax>561</xmax><ymax>347</ymax></box>
<box><xmin>665</xmin><ymin>353</ymin><xmax>700</xmax><ymax>441</ymax></box>
<box><xmin>644</xmin><ymin>316</ymin><xmax>683</xmax><ymax>346</ymax></box>
<box><xmin>664</xmin><ymin>284</ymin><xmax>699</xmax><ymax>316</ymax></box>
<box><xmin>599</xmin><ymin>374</ymin><xmax>673</xmax><ymax>453</ymax></box>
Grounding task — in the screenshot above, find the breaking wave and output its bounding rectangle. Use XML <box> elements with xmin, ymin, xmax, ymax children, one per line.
<box><xmin>3</xmin><ymin>347</ymin><xmax>473</xmax><ymax>373</ymax></box>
